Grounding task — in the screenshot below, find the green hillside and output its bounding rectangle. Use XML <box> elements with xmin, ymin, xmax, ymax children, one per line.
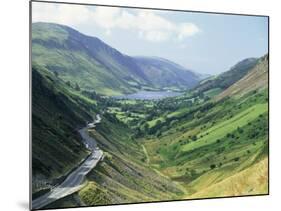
<box><xmin>32</xmin><ymin>63</ymin><xmax>96</xmax><ymax>193</ymax></box>
<box><xmin>79</xmin><ymin>117</ymin><xmax>184</xmax><ymax>206</ymax></box>
<box><xmin>134</xmin><ymin>56</ymin><xmax>200</xmax><ymax>90</ymax></box>
<box><xmin>32</xmin><ymin>23</ymin><xmax>140</xmax><ymax>95</ymax></box>
<box><xmin>31</xmin><ymin>22</ymin><xmax>268</xmax><ymax>207</ymax></box>
<box><xmin>141</xmin><ymin>88</ymin><xmax>268</xmax><ymax>197</ymax></box>
<box><xmin>44</xmin><ymin>101</ymin><xmax>185</xmax><ymax>209</ymax></box>
<box><xmin>216</xmin><ymin>54</ymin><xmax>268</xmax><ymax>100</ymax></box>
<box><xmin>193</xmin><ymin>57</ymin><xmax>258</xmax><ymax>94</ymax></box>
<box><xmin>32</xmin><ymin>65</ymin><xmax>185</xmax><ymax>209</ymax></box>
<box><xmin>32</xmin><ymin>22</ymin><xmax>201</xmax><ymax>95</ymax></box>
<box><xmin>139</xmin><ymin>54</ymin><xmax>268</xmax><ymax>198</ymax></box>
<box><xmin>103</xmin><ymin>54</ymin><xmax>268</xmax><ymax>199</ymax></box>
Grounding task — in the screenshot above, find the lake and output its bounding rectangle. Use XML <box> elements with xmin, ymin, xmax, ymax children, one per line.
<box><xmin>114</xmin><ymin>91</ymin><xmax>183</xmax><ymax>100</ymax></box>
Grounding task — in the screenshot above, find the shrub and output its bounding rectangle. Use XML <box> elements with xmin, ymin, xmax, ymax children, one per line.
<box><xmin>237</xmin><ymin>127</ymin><xmax>244</xmax><ymax>133</ymax></box>
<box><xmin>75</xmin><ymin>82</ymin><xmax>80</xmax><ymax>91</ymax></box>
<box><xmin>234</xmin><ymin>157</ymin><xmax>240</xmax><ymax>162</ymax></box>
<box><xmin>190</xmin><ymin>169</ymin><xmax>197</xmax><ymax>177</ymax></box>
<box><xmin>210</xmin><ymin>164</ymin><xmax>216</xmax><ymax>169</ymax></box>
<box><xmin>65</xmin><ymin>81</ymin><xmax>71</xmax><ymax>87</ymax></box>
<box><xmin>155</xmin><ymin>130</ymin><xmax>162</xmax><ymax>137</ymax></box>
<box><xmin>191</xmin><ymin>135</ymin><xmax>197</xmax><ymax>141</ymax></box>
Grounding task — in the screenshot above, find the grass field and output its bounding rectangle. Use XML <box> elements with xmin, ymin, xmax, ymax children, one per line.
<box><xmin>182</xmin><ymin>103</ymin><xmax>267</xmax><ymax>152</ymax></box>
<box><xmin>141</xmin><ymin>88</ymin><xmax>268</xmax><ymax>198</ymax></box>
<box><xmin>187</xmin><ymin>157</ymin><xmax>268</xmax><ymax>198</ymax></box>
<box><xmin>204</xmin><ymin>88</ymin><xmax>222</xmax><ymax>98</ymax></box>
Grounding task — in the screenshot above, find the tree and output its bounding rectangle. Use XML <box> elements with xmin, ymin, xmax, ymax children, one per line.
<box><xmin>155</xmin><ymin>130</ymin><xmax>162</xmax><ymax>137</ymax></box>
<box><xmin>186</xmin><ymin>100</ymin><xmax>192</xmax><ymax>107</ymax></box>
<box><xmin>190</xmin><ymin>169</ymin><xmax>197</xmax><ymax>178</ymax></box>
<box><xmin>54</xmin><ymin>71</ymin><xmax>59</xmax><ymax>77</ymax></box>
<box><xmin>210</xmin><ymin>164</ymin><xmax>216</xmax><ymax>169</ymax></box>
<box><xmin>237</xmin><ymin>126</ymin><xmax>244</xmax><ymax>134</ymax></box>
<box><xmin>191</xmin><ymin>135</ymin><xmax>197</xmax><ymax>141</ymax></box>
<box><xmin>198</xmin><ymin>92</ymin><xmax>204</xmax><ymax>99</ymax></box>
<box><xmin>204</xmin><ymin>96</ymin><xmax>210</xmax><ymax>102</ymax></box>
<box><xmin>234</xmin><ymin>157</ymin><xmax>240</xmax><ymax>162</ymax></box>
<box><xmin>66</xmin><ymin>81</ymin><xmax>71</xmax><ymax>87</ymax></box>
<box><xmin>156</xmin><ymin>119</ymin><xmax>162</xmax><ymax>125</ymax></box>
<box><xmin>143</xmin><ymin>123</ymin><xmax>149</xmax><ymax>131</ymax></box>
<box><xmin>75</xmin><ymin>82</ymin><xmax>80</xmax><ymax>91</ymax></box>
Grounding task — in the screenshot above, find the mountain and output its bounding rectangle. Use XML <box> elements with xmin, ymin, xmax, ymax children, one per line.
<box><xmin>32</xmin><ymin>63</ymin><xmax>95</xmax><ymax>193</ymax></box>
<box><xmin>31</xmin><ymin>22</ymin><xmax>268</xmax><ymax>207</ymax></box>
<box><xmin>193</xmin><ymin>57</ymin><xmax>259</xmax><ymax>94</ymax></box>
<box><xmin>134</xmin><ymin>56</ymin><xmax>200</xmax><ymax>90</ymax></box>
<box><xmin>216</xmin><ymin>54</ymin><xmax>268</xmax><ymax>100</ymax></box>
<box><xmin>111</xmin><ymin>54</ymin><xmax>268</xmax><ymax>200</ymax></box>
<box><xmin>32</xmin><ymin>22</ymin><xmax>201</xmax><ymax>95</ymax></box>
<box><xmin>32</xmin><ymin>62</ymin><xmax>184</xmax><ymax>206</ymax></box>
<box><xmin>138</xmin><ymin>79</ymin><xmax>268</xmax><ymax>199</ymax></box>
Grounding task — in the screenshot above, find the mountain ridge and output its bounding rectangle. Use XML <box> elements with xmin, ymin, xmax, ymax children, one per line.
<box><xmin>32</xmin><ymin>22</ymin><xmax>201</xmax><ymax>95</ymax></box>
<box><xmin>193</xmin><ymin>57</ymin><xmax>259</xmax><ymax>94</ymax></box>
<box><xmin>215</xmin><ymin>54</ymin><xmax>268</xmax><ymax>100</ymax></box>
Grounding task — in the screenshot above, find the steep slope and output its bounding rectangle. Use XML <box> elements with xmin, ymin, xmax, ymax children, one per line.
<box><xmin>134</xmin><ymin>57</ymin><xmax>200</xmax><ymax>90</ymax></box>
<box><xmin>32</xmin><ymin>22</ymin><xmax>200</xmax><ymax>95</ymax></box>
<box><xmin>216</xmin><ymin>54</ymin><xmax>268</xmax><ymax>101</ymax></box>
<box><xmin>144</xmin><ymin>90</ymin><xmax>268</xmax><ymax>198</ymax></box>
<box><xmin>45</xmin><ymin>109</ymin><xmax>185</xmax><ymax>209</ymax></box>
<box><xmin>188</xmin><ymin>157</ymin><xmax>268</xmax><ymax>199</ymax></box>
<box><xmin>139</xmin><ymin>74</ymin><xmax>268</xmax><ymax>198</ymax></box>
<box><xmin>32</xmin><ymin>64</ymin><xmax>185</xmax><ymax>208</ymax></box>
<box><xmin>80</xmin><ymin>117</ymin><xmax>185</xmax><ymax>205</ymax></box>
<box><xmin>32</xmin><ymin>22</ymin><xmax>145</xmax><ymax>95</ymax></box>
<box><xmin>193</xmin><ymin>57</ymin><xmax>258</xmax><ymax>94</ymax></box>
<box><xmin>32</xmin><ymin>63</ymin><xmax>95</xmax><ymax>193</ymax></box>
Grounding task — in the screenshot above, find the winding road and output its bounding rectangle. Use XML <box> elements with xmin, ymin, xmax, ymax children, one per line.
<box><xmin>32</xmin><ymin>115</ymin><xmax>103</xmax><ymax>210</ymax></box>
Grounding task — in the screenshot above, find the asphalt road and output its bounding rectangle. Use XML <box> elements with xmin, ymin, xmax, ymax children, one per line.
<box><xmin>32</xmin><ymin>115</ymin><xmax>103</xmax><ymax>210</ymax></box>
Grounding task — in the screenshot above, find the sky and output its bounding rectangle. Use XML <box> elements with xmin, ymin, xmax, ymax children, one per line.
<box><xmin>32</xmin><ymin>2</ymin><xmax>268</xmax><ymax>75</ymax></box>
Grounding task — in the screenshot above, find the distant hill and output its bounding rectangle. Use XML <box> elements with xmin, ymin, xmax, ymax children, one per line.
<box><xmin>134</xmin><ymin>56</ymin><xmax>201</xmax><ymax>90</ymax></box>
<box><xmin>216</xmin><ymin>54</ymin><xmax>268</xmax><ymax>100</ymax></box>
<box><xmin>32</xmin><ymin>22</ymin><xmax>201</xmax><ymax>95</ymax></box>
<box><xmin>193</xmin><ymin>57</ymin><xmax>259</xmax><ymax>94</ymax></box>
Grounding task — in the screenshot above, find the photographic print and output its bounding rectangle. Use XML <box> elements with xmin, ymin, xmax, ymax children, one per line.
<box><xmin>30</xmin><ymin>1</ymin><xmax>269</xmax><ymax>210</ymax></box>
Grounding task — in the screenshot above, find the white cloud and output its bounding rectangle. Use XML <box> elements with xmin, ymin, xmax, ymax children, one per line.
<box><xmin>178</xmin><ymin>23</ymin><xmax>200</xmax><ymax>40</ymax></box>
<box><xmin>32</xmin><ymin>3</ymin><xmax>92</xmax><ymax>26</ymax></box>
<box><xmin>32</xmin><ymin>2</ymin><xmax>200</xmax><ymax>42</ymax></box>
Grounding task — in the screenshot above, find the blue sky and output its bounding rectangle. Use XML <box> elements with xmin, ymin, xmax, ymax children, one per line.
<box><xmin>32</xmin><ymin>2</ymin><xmax>268</xmax><ymax>75</ymax></box>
